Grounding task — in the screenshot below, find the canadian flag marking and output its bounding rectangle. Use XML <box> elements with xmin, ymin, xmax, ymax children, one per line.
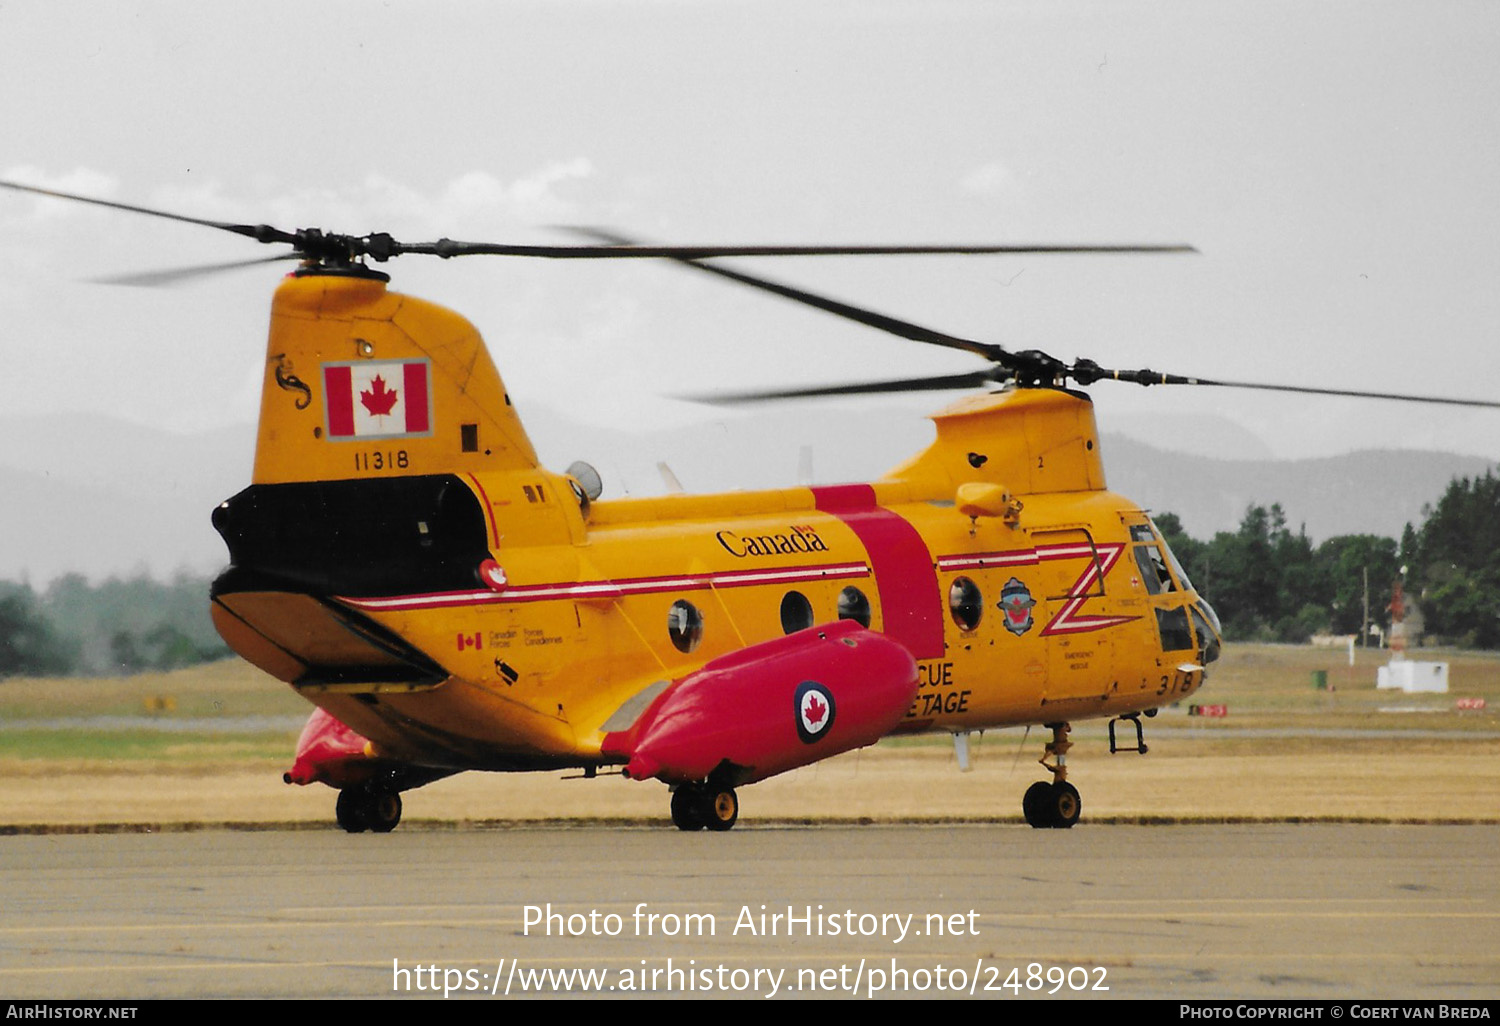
<box><xmin>323</xmin><ymin>360</ymin><xmax>433</xmax><ymax>440</ymax></box>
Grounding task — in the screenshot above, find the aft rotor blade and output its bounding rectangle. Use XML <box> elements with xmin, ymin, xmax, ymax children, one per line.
<box><xmin>690</xmin><ymin>370</ymin><xmax>1002</xmax><ymax>403</ymax></box>
<box><xmin>0</xmin><ymin>179</ymin><xmax>297</xmax><ymax>246</ymax></box>
<box><xmin>406</xmin><ymin>238</ymin><xmax>1196</xmax><ymax>261</ymax></box>
<box><xmin>2</xmin><ymin>179</ymin><xmax>1194</xmax><ymax>271</ymax></box>
<box><xmin>91</xmin><ymin>253</ymin><xmax>302</xmax><ymax>287</ymax></box>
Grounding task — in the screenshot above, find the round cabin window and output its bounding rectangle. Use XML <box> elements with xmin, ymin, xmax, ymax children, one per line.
<box><xmin>837</xmin><ymin>586</ymin><xmax>871</xmax><ymax>628</ymax></box>
<box><xmin>668</xmin><ymin>600</ymin><xmax>704</xmax><ymax>653</ymax></box>
<box><xmin>949</xmin><ymin>576</ymin><xmax>983</xmax><ymax>631</ymax></box>
<box><xmin>780</xmin><ymin>591</ymin><xmax>814</xmax><ymax>634</ymax></box>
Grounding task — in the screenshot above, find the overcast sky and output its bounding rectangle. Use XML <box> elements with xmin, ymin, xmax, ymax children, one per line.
<box><xmin>3</xmin><ymin>0</ymin><xmax>1499</xmax><ymax>467</ymax></box>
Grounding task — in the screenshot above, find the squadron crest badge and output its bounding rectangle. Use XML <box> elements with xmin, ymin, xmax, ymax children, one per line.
<box><xmin>1000</xmin><ymin>577</ymin><xmax>1037</xmax><ymax>636</ymax></box>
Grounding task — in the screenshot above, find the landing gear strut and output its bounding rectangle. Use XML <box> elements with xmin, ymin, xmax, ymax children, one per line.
<box><xmin>1022</xmin><ymin>722</ymin><xmax>1081</xmax><ymax>829</ymax></box>
<box><xmin>669</xmin><ymin>782</ymin><xmax>739</xmax><ymax>832</ymax></box>
<box><xmin>335</xmin><ymin>785</ymin><xmax>403</xmax><ymax>833</ymax></box>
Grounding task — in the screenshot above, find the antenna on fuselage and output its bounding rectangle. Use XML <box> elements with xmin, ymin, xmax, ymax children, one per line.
<box><xmin>796</xmin><ymin>445</ymin><xmax>814</xmax><ymax>486</ymax></box>
<box><xmin>657</xmin><ymin>462</ymin><xmax>685</xmax><ymax>494</ymax></box>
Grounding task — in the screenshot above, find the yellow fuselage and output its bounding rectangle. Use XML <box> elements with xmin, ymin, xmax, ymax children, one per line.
<box><xmin>209</xmin><ymin>273</ymin><xmax>1212</xmax><ymax>773</ymax></box>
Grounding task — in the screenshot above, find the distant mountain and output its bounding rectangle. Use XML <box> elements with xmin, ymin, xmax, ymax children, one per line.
<box><xmin>1</xmin><ymin>408</ymin><xmax>1490</xmax><ymax>583</ymax></box>
<box><xmin>1101</xmin><ymin>436</ymin><xmax>1494</xmax><ymax>543</ymax></box>
<box><xmin>519</xmin><ymin>401</ymin><xmax>939</xmax><ymax>498</ymax></box>
<box><xmin>0</xmin><ymin>415</ymin><xmax>251</xmax><ymax>583</ymax></box>
<box><xmin>1107</xmin><ymin>412</ymin><xmax>1278</xmax><ymax>461</ymax></box>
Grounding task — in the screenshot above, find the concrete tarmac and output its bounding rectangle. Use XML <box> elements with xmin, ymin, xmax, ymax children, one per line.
<box><xmin>1</xmin><ymin>823</ymin><xmax>1496</xmax><ymax>1000</ymax></box>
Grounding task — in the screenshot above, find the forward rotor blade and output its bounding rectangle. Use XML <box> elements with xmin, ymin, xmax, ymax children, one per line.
<box><xmin>689</xmin><ymin>369</ymin><xmax>1002</xmax><ymax>403</ymax></box>
<box><xmin>1188</xmin><ymin>376</ymin><xmax>1500</xmax><ymax>408</ymax></box>
<box><xmin>91</xmin><ymin>253</ymin><xmax>302</xmax><ymax>287</ymax></box>
<box><xmin>1074</xmin><ymin>361</ymin><xmax>1500</xmax><ymax>408</ymax></box>
<box><xmin>568</xmin><ymin>227</ymin><xmax>1004</xmax><ymax>360</ymax></box>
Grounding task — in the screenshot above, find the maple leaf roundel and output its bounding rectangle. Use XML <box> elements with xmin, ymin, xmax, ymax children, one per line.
<box><xmin>794</xmin><ymin>680</ymin><xmax>836</xmax><ymax>744</ymax></box>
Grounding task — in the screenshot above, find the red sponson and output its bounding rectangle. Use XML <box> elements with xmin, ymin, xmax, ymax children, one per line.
<box><xmin>602</xmin><ymin>620</ymin><xmax>917</xmax><ymax>786</ymax></box>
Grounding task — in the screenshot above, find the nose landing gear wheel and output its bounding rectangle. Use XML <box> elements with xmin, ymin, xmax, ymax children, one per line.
<box><xmin>1022</xmin><ymin>781</ymin><xmax>1051</xmax><ymax>828</ymax></box>
<box><xmin>1021</xmin><ymin>721</ymin><xmax>1082</xmax><ymax>828</ymax></box>
<box><xmin>1022</xmin><ymin>780</ymin><xmax>1081</xmax><ymax>829</ymax></box>
<box><xmin>1049</xmin><ymin>781</ymin><xmax>1081</xmax><ymax>828</ymax></box>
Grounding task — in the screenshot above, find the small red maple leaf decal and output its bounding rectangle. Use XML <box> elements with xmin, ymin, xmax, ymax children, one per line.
<box><xmin>360</xmin><ymin>375</ymin><xmax>399</xmax><ymax>417</ymax></box>
<box><xmin>804</xmin><ymin>693</ymin><xmax>827</xmax><ymax>726</ymax></box>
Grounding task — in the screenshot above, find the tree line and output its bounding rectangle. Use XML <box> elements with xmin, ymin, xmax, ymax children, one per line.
<box><xmin>0</xmin><ymin>572</ymin><xmax>228</xmax><ymax>678</ymax></box>
<box><xmin>1155</xmin><ymin>468</ymin><xmax>1500</xmax><ymax>648</ymax></box>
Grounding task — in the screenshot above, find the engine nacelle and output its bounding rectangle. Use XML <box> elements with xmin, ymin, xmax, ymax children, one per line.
<box><xmin>602</xmin><ymin>620</ymin><xmax>918</xmax><ymax>787</ymax></box>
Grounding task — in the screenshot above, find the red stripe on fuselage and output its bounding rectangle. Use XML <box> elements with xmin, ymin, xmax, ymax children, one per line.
<box><xmin>465</xmin><ymin>472</ymin><xmax>502</xmax><ymax>548</ymax></box>
<box><xmin>812</xmin><ymin>484</ymin><xmax>944</xmax><ymax>659</ymax></box>
<box><xmin>337</xmin><ymin>561</ymin><xmax>871</xmax><ymax>612</ymax></box>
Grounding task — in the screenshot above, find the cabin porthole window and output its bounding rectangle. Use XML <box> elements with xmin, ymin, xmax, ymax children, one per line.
<box><xmin>668</xmin><ymin>600</ymin><xmax>704</xmax><ymax>653</ymax></box>
<box><xmin>780</xmin><ymin>591</ymin><xmax>814</xmax><ymax>634</ymax></box>
<box><xmin>949</xmin><ymin>576</ymin><xmax>983</xmax><ymax>631</ymax></box>
<box><xmin>837</xmin><ymin>586</ymin><xmax>871</xmax><ymax>628</ymax></box>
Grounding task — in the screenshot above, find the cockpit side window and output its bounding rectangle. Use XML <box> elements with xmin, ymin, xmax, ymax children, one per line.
<box><xmin>1145</xmin><ymin>518</ymin><xmax>1197</xmax><ymax>593</ymax></box>
<box><xmin>1155</xmin><ymin>606</ymin><xmax>1194</xmax><ymax>652</ymax></box>
<box><xmin>1133</xmin><ymin>542</ymin><xmax>1176</xmax><ymax>595</ymax></box>
<box><xmin>1129</xmin><ymin>524</ymin><xmax>1177</xmax><ymax>595</ymax></box>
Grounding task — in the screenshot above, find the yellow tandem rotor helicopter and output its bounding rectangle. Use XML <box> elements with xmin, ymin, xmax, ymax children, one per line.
<box><xmin>7</xmin><ymin>179</ymin><xmax>1495</xmax><ymax>833</ymax></box>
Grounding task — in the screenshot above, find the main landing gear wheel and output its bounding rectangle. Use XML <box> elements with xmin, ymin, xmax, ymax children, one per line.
<box><xmin>335</xmin><ymin>787</ymin><xmax>403</xmax><ymax>833</ymax></box>
<box><xmin>671</xmin><ymin>787</ymin><xmax>705</xmax><ymax>831</ymax></box>
<box><xmin>669</xmin><ymin>783</ymin><xmax>740</xmax><ymax>832</ymax></box>
<box><xmin>702</xmin><ymin>787</ymin><xmax>739</xmax><ymax>832</ymax></box>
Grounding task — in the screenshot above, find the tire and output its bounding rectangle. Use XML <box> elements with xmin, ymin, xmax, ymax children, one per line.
<box><xmin>671</xmin><ymin>786</ymin><xmax>705</xmax><ymax>831</ymax></box>
<box><xmin>335</xmin><ymin>788</ymin><xmax>368</xmax><ymax>833</ymax></box>
<box><xmin>336</xmin><ymin>787</ymin><xmax>402</xmax><ymax>833</ymax></box>
<box><xmin>367</xmin><ymin>791</ymin><xmax>403</xmax><ymax>833</ymax></box>
<box><xmin>1050</xmin><ymin>781</ymin><xmax>1081</xmax><ymax>829</ymax></box>
<box><xmin>1022</xmin><ymin>781</ymin><xmax>1052</xmax><ymax>829</ymax></box>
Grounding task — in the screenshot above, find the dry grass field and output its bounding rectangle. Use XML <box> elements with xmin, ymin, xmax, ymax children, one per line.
<box><xmin>2</xmin><ymin>642</ymin><xmax>1496</xmax><ymax>830</ymax></box>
